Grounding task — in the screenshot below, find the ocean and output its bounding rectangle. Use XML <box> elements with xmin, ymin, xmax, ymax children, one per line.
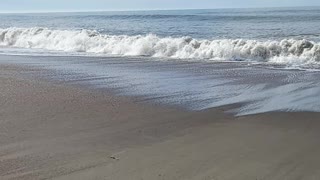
<box><xmin>1</xmin><ymin>7</ymin><xmax>320</xmax><ymax>68</ymax></box>
<box><xmin>1</xmin><ymin>7</ymin><xmax>320</xmax><ymax>115</ymax></box>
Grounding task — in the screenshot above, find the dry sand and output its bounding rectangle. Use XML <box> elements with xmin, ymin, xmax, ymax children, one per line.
<box><xmin>1</xmin><ymin>64</ymin><xmax>320</xmax><ymax>180</ymax></box>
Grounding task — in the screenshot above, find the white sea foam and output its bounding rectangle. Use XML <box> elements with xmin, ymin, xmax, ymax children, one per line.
<box><xmin>1</xmin><ymin>27</ymin><xmax>320</xmax><ymax>67</ymax></box>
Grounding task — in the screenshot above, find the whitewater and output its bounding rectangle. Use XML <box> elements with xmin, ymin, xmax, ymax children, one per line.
<box><xmin>1</xmin><ymin>27</ymin><xmax>320</xmax><ymax>68</ymax></box>
<box><xmin>1</xmin><ymin>8</ymin><xmax>320</xmax><ymax>115</ymax></box>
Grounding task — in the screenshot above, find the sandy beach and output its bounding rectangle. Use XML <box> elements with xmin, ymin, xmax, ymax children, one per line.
<box><xmin>1</xmin><ymin>4</ymin><xmax>320</xmax><ymax>180</ymax></box>
<box><xmin>1</xmin><ymin>64</ymin><xmax>320</xmax><ymax>180</ymax></box>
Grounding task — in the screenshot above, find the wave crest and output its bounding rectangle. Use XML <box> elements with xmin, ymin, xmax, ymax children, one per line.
<box><xmin>1</xmin><ymin>27</ymin><xmax>320</xmax><ymax>66</ymax></box>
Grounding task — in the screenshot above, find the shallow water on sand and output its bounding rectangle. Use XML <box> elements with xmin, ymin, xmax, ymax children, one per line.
<box><xmin>1</xmin><ymin>55</ymin><xmax>320</xmax><ymax>115</ymax></box>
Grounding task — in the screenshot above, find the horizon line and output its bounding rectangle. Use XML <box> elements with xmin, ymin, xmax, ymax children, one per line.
<box><xmin>0</xmin><ymin>5</ymin><xmax>319</xmax><ymax>14</ymax></box>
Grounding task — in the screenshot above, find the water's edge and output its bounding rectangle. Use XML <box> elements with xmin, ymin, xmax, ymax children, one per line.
<box><xmin>1</xmin><ymin>54</ymin><xmax>320</xmax><ymax>115</ymax></box>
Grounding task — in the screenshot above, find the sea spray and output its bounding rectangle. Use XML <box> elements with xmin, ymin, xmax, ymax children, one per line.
<box><xmin>1</xmin><ymin>27</ymin><xmax>320</xmax><ymax>67</ymax></box>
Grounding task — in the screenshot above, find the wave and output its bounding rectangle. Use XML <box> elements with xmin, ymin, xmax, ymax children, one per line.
<box><xmin>1</xmin><ymin>27</ymin><xmax>320</xmax><ymax>67</ymax></box>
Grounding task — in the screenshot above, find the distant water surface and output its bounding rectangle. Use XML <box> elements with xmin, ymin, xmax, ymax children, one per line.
<box><xmin>0</xmin><ymin>7</ymin><xmax>320</xmax><ymax>69</ymax></box>
<box><xmin>1</xmin><ymin>7</ymin><xmax>320</xmax><ymax>40</ymax></box>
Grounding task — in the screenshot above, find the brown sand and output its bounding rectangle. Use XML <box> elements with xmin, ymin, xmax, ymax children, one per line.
<box><xmin>1</xmin><ymin>64</ymin><xmax>320</xmax><ymax>180</ymax></box>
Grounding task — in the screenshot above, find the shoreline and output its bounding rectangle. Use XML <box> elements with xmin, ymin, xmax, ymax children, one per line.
<box><xmin>1</xmin><ymin>54</ymin><xmax>320</xmax><ymax>115</ymax></box>
<box><xmin>1</xmin><ymin>63</ymin><xmax>320</xmax><ymax>179</ymax></box>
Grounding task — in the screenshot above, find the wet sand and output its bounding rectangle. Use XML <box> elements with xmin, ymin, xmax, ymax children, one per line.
<box><xmin>1</xmin><ymin>64</ymin><xmax>320</xmax><ymax>180</ymax></box>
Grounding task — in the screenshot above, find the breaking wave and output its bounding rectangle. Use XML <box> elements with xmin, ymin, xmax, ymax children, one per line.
<box><xmin>1</xmin><ymin>27</ymin><xmax>320</xmax><ymax>67</ymax></box>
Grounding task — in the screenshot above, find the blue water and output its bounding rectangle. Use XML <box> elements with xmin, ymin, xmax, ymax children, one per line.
<box><xmin>1</xmin><ymin>7</ymin><xmax>320</xmax><ymax>40</ymax></box>
<box><xmin>1</xmin><ymin>7</ymin><xmax>320</xmax><ymax>69</ymax></box>
<box><xmin>1</xmin><ymin>7</ymin><xmax>320</xmax><ymax>115</ymax></box>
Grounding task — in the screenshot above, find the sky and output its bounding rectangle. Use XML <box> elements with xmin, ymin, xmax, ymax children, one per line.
<box><xmin>1</xmin><ymin>0</ymin><xmax>320</xmax><ymax>12</ymax></box>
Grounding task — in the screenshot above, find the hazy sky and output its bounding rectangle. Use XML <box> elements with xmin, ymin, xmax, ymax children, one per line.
<box><xmin>1</xmin><ymin>0</ymin><xmax>320</xmax><ymax>12</ymax></box>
